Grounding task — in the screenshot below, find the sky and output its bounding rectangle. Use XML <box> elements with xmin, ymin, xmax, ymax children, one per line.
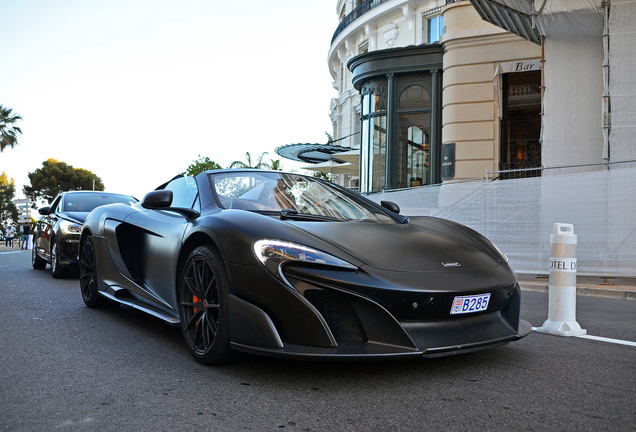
<box><xmin>0</xmin><ymin>0</ymin><xmax>338</xmax><ymax>202</ymax></box>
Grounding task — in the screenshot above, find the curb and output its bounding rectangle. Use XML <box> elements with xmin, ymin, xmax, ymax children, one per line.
<box><xmin>519</xmin><ymin>282</ymin><xmax>636</xmax><ymax>301</ymax></box>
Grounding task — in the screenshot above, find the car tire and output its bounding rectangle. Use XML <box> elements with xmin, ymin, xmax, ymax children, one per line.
<box><xmin>50</xmin><ymin>239</ymin><xmax>68</xmax><ymax>279</ymax></box>
<box><xmin>79</xmin><ymin>236</ymin><xmax>115</xmax><ymax>308</ymax></box>
<box><xmin>32</xmin><ymin>242</ymin><xmax>47</xmax><ymax>270</ymax></box>
<box><xmin>179</xmin><ymin>245</ymin><xmax>234</xmax><ymax>365</ymax></box>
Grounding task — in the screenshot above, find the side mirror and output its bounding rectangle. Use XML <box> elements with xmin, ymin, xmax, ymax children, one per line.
<box><xmin>142</xmin><ymin>190</ymin><xmax>173</xmax><ymax>209</ymax></box>
<box><xmin>381</xmin><ymin>200</ymin><xmax>400</xmax><ymax>214</ymax></box>
<box><xmin>38</xmin><ymin>206</ymin><xmax>51</xmax><ymax>216</ymax></box>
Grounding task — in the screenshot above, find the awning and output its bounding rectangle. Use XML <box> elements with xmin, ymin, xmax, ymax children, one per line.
<box><xmin>469</xmin><ymin>0</ymin><xmax>542</xmax><ymax>45</ymax></box>
<box><xmin>331</xmin><ymin>149</ymin><xmax>360</xmax><ymax>164</ymax></box>
<box><xmin>300</xmin><ymin>160</ymin><xmax>358</xmax><ymax>175</ymax></box>
<box><xmin>275</xmin><ymin>143</ymin><xmax>353</xmax><ymax>164</ymax></box>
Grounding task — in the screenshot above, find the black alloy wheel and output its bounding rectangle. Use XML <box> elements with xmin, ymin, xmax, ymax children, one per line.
<box><xmin>79</xmin><ymin>236</ymin><xmax>113</xmax><ymax>308</ymax></box>
<box><xmin>32</xmin><ymin>241</ymin><xmax>46</xmax><ymax>269</ymax></box>
<box><xmin>179</xmin><ymin>245</ymin><xmax>233</xmax><ymax>365</ymax></box>
<box><xmin>50</xmin><ymin>239</ymin><xmax>68</xmax><ymax>278</ymax></box>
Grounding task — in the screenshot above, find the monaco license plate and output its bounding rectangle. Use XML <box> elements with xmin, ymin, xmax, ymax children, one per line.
<box><xmin>450</xmin><ymin>293</ymin><xmax>491</xmax><ymax>315</ymax></box>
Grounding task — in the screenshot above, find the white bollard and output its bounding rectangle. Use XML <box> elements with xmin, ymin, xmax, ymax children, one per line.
<box><xmin>536</xmin><ymin>223</ymin><xmax>586</xmax><ymax>336</ymax></box>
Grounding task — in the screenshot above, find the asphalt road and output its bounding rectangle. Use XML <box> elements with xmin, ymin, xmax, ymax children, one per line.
<box><xmin>1</xmin><ymin>249</ymin><xmax>635</xmax><ymax>432</ymax></box>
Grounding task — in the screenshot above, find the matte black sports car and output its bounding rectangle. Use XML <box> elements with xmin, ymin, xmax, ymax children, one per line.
<box><xmin>32</xmin><ymin>191</ymin><xmax>137</xmax><ymax>278</ymax></box>
<box><xmin>79</xmin><ymin>170</ymin><xmax>531</xmax><ymax>364</ymax></box>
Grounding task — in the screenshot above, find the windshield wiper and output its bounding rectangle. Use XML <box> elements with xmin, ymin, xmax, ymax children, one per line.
<box><xmin>280</xmin><ymin>209</ymin><xmax>341</xmax><ymax>222</ymax></box>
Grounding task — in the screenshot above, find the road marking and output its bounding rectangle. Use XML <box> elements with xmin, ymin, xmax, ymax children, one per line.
<box><xmin>576</xmin><ymin>334</ymin><xmax>636</xmax><ymax>347</ymax></box>
<box><xmin>0</xmin><ymin>251</ymin><xmax>24</xmax><ymax>255</ymax></box>
<box><xmin>532</xmin><ymin>327</ymin><xmax>636</xmax><ymax>347</ymax></box>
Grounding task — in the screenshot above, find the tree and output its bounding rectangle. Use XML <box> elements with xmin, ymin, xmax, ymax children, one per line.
<box><xmin>228</xmin><ymin>152</ymin><xmax>271</xmax><ymax>169</ymax></box>
<box><xmin>23</xmin><ymin>158</ymin><xmax>105</xmax><ymax>204</ymax></box>
<box><xmin>182</xmin><ymin>155</ymin><xmax>223</xmax><ymax>177</ymax></box>
<box><xmin>0</xmin><ymin>105</ymin><xmax>23</xmax><ymax>153</ymax></box>
<box><xmin>269</xmin><ymin>158</ymin><xmax>283</xmax><ymax>171</ymax></box>
<box><xmin>0</xmin><ymin>172</ymin><xmax>19</xmax><ymax>230</ymax></box>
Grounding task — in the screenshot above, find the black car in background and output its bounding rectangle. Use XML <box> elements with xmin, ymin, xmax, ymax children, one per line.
<box><xmin>32</xmin><ymin>191</ymin><xmax>137</xmax><ymax>278</ymax></box>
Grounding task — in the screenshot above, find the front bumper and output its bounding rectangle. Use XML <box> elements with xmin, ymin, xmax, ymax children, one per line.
<box><xmin>226</xmin><ymin>262</ymin><xmax>531</xmax><ymax>360</ymax></box>
<box><xmin>58</xmin><ymin>235</ymin><xmax>80</xmax><ymax>268</ymax></box>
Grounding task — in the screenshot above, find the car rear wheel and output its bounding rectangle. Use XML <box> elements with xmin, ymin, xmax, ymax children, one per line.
<box><xmin>51</xmin><ymin>240</ymin><xmax>68</xmax><ymax>278</ymax></box>
<box><xmin>32</xmin><ymin>242</ymin><xmax>46</xmax><ymax>269</ymax></box>
<box><xmin>80</xmin><ymin>236</ymin><xmax>114</xmax><ymax>308</ymax></box>
<box><xmin>179</xmin><ymin>245</ymin><xmax>233</xmax><ymax>365</ymax></box>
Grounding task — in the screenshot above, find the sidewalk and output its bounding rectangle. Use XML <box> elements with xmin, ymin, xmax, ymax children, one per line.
<box><xmin>0</xmin><ymin>243</ymin><xmax>29</xmax><ymax>251</ymax></box>
<box><xmin>518</xmin><ymin>273</ymin><xmax>636</xmax><ymax>300</ymax></box>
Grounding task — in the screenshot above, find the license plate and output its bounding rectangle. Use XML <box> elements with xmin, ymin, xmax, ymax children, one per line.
<box><xmin>450</xmin><ymin>293</ymin><xmax>491</xmax><ymax>315</ymax></box>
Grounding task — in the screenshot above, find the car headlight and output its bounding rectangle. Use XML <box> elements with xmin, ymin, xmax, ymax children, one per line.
<box><xmin>491</xmin><ymin>241</ymin><xmax>509</xmax><ymax>263</ymax></box>
<box><xmin>253</xmin><ymin>240</ymin><xmax>357</xmax><ymax>276</ymax></box>
<box><xmin>60</xmin><ymin>220</ymin><xmax>82</xmax><ymax>234</ymax></box>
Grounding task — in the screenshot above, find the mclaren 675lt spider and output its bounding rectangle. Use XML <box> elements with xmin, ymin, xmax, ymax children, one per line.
<box><xmin>79</xmin><ymin>169</ymin><xmax>531</xmax><ymax>365</ymax></box>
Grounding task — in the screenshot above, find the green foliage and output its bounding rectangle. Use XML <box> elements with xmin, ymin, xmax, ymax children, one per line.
<box><xmin>0</xmin><ymin>172</ymin><xmax>18</xmax><ymax>225</ymax></box>
<box><xmin>23</xmin><ymin>158</ymin><xmax>105</xmax><ymax>204</ymax></box>
<box><xmin>269</xmin><ymin>158</ymin><xmax>283</xmax><ymax>171</ymax></box>
<box><xmin>312</xmin><ymin>171</ymin><xmax>331</xmax><ymax>181</ymax></box>
<box><xmin>229</xmin><ymin>152</ymin><xmax>272</xmax><ymax>169</ymax></box>
<box><xmin>0</xmin><ymin>105</ymin><xmax>22</xmax><ymax>153</ymax></box>
<box><xmin>182</xmin><ymin>155</ymin><xmax>223</xmax><ymax>177</ymax></box>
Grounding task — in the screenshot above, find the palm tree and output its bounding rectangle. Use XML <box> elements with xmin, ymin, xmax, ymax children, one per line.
<box><xmin>228</xmin><ymin>152</ymin><xmax>271</xmax><ymax>169</ymax></box>
<box><xmin>0</xmin><ymin>105</ymin><xmax>23</xmax><ymax>153</ymax></box>
<box><xmin>269</xmin><ymin>158</ymin><xmax>283</xmax><ymax>171</ymax></box>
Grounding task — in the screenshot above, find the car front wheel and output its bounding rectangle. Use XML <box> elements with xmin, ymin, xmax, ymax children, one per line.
<box><xmin>179</xmin><ymin>245</ymin><xmax>233</xmax><ymax>365</ymax></box>
<box><xmin>32</xmin><ymin>242</ymin><xmax>46</xmax><ymax>270</ymax></box>
<box><xmin>50</xmin><ymin>240</ymin><xmax>68</xmax><ymax>279</ymax></box>
<box><xmin>80</xmin><ymin>236</ymin><xmax>114</xmax><ymax>308</ymax></box>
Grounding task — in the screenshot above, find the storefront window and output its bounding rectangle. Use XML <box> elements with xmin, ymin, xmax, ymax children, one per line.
<box><xmin>500</xmin><ymin>70</ymin><xmax>541</xmax><ymax>177</ymax></box>
<box><xmin>399</xmin><ymin>85</ymin><xmax>430</xmax><ymax>109</ymax></box>
<box><xmin>361</xmin><ymin>92</ymin><xmax>387</xmax><ymax>193</ymax></box>
<box><xmin>398</xmin><ymin>86</ymin><xmax>431</xmax><ymax>188</ymax></box>
<box><xmin>350</xmin><ymin>45</ymin><xmax>443</xmax><ymax>193</ymax></box>
<box><xmin>362</xmin><ymin>93</ymin><xmax>386</xmax><ymax>115</ymax></box>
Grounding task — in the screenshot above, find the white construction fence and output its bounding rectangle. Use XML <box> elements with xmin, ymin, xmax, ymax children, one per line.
<box><xmin>366</xmin><ymin>162</ymin><xmax>636</xmax><ymax>277</ymax></box>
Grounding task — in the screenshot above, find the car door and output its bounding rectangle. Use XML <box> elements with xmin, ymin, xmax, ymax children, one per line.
<box><xmin>119</xmin><ymin>176</ymin><xmax>200</xmax><ymax>313</ymax></box>
<box><xmin>35</xmin><ymin>195</ymin><xmax>62</xmax><ymax>261</ymax></box>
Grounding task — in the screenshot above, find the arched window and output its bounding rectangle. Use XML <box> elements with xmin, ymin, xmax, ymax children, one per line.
<box><xmin>399</xmin><ymin>85</ymin><xmax>430</xmax><ymax>110</ymax></box>
<box><xmin>398</xmin><ymin>85</ymin><xmax>431</xmax><ymax>188</ymax></box>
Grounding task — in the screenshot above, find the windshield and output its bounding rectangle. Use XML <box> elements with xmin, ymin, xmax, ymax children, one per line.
<box><xmin>63</xmin><ymin>193</ymin><xmax>137</xmax><ymax>213</ymax></box>
<box><xmin>209</xmin><ymin>171</ymin><xmax>395</xmax><ymax>223</ymax></box>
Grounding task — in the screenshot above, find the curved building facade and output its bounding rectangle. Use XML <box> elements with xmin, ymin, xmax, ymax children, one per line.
<box><xmin>327</xmin><ymin>0</ymin><xmax>541</xmax><ymax>192</ymax></box>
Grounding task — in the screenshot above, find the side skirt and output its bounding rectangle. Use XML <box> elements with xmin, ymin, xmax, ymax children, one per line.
<box><xmin>99</xmin><ymin>288</ymin><xmax>181</xmax><ymax>326</ymax></box>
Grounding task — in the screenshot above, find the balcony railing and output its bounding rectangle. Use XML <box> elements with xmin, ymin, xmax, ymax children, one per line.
<box><xmin>331</xmin><ymin>0</ymin><xmax>391</xmax><ymax>44</ymax></box>
<box><xmin>331</xmin><ymin>1</ymin><xmax>467</xmax><ymax>46</ymax></box>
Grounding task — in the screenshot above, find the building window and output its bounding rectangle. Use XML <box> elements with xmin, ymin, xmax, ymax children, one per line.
<box><xmin>350</xmin><ymin>45</ymin><xmax>443</xmax><ymax>193</ymax></box>
<box><xmin>398</xmin><ymin>85</ymin><xmax>431</xmax><ymax>188</ymax></box>
<box><xmin>500</xmin><ymin>70</ymin><xmax>542</xmax><ymax>176</ymax></box>
<box><xmin>424</xmin><ymin>15</ymin><xmax>443</xmax><ymax>43</ymax></box>
<box><xmin>361</xmin><ymin>90</ymin><xmax>387</xmax><ymax>192</ymax></box>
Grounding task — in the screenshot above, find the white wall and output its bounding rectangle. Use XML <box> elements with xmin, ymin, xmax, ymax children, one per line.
<box><xmin>609</xmin><ymin>0</ymin><xmax>636</xmax><ymax>162</ymax></box>
<box><xmin>541</xmin><ymin>33</ymin><xmax>604</xmax><ymax>167</ymax></box>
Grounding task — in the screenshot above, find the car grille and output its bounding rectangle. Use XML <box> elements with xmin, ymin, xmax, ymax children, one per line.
<box><xmin>288</xmin><ymin>278</ymin><xmax>368</xmax><ymax>344</ymax></box>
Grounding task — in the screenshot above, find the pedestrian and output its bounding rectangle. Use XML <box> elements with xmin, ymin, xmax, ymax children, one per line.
<box><xmin>5</xmin><ymin>224</ymin><xmax>15</xmax><ymax>247</ymax></box>
<box><xmin>21</xmin><ymin>224</ymin><xmax>31</xmax><ymax>249</ymax></box>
